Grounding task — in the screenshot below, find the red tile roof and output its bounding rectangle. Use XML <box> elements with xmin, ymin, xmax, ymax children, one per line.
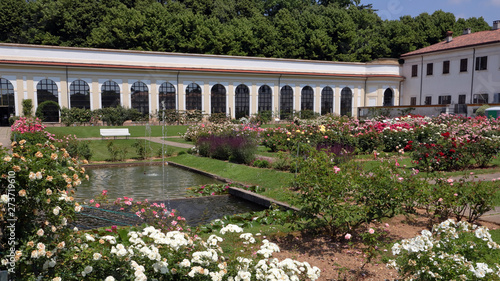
<box><xmin>401</xmin><ymin>28</ymin><xmax>500</xmax><ymax>57</ymax></box>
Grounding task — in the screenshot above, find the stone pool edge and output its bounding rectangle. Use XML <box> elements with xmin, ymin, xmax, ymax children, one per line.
<box><xmin>166</xmin><ymin>161</ymin><xmax>300</xmax><ymax>213</ymax></box>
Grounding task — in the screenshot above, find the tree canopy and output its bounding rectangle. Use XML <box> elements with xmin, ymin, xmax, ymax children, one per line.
<box><xmin>0</xmin><ymin>0</ymin><xmax>491</xmax><ymax>62</ymax></box>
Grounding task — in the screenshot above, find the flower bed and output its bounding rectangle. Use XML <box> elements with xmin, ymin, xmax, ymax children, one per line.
<box><xmin>0</xmin><ymin>124</ymin><xmax>321</xmax><ymax>280</ymax></box>
<box><xmin>259</xmin><ymin>114</ymin><xmax>500</xmax><ymax>171</ymax></box>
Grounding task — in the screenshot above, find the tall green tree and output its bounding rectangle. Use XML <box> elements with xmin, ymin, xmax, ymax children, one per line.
<box><xmin>453</xmin><ymin>17</ymin><xmax>491</xmax><ymax>35</ymax></box>
<box><xmin>273</xmin><ymin>8</ymin><xmax>306</xmax><ymax>59</ymax></box>
<box><xmin>24</xmin><ymin>0</ymin><xmax>109</xmax><ymax>46</ymax></box>
<box><xmin>88</xmin><ymin>3</ymin><xmax>147</xmax><ymax>50</ymax></box>
<box><xmin>0</xmin><ymin>0</ymin><xmax>28</xmax><ymax>43</ymax></box>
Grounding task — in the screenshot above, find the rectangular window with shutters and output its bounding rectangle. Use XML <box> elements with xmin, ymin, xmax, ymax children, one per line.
<box><xmin>410</xmin><ymin>97</ymin><xmax>417</xmax><ymax>105</ymax></box>
<box><xmin>438</xmin><ymin>95</ymin><xmax>452</xmax><ymax>105</ymax></box>
<box><xmin>443</xmin><ymin>60</ymin><xmax>450</xmax><ymax>74</ymax></box>
<box><xmin>460</xmin><ymin>58</ymin><xmax>468</xmax><ymax>72</ymax></box>
<box><xmin>458</xmin><ymin>95</ymin><xmax>466</xmax><ymax>104</ymax></box>
<box><xmin>475</xmin><ymin>56</ymin><xmax>487</xmax><ymax>71</ymax></box>
<box><xmin>473</xmin><ymin>93</ymin><xmax>488</xmax><ymax>104</ymax></box>
<box><xmin>411</xmin><ymin>65</ymin><xmax>418</xmax><ymax>77</ymax></box>
<box><xmin>424</xmin><ymin>96</ymin><xmax>432</xmax><ymax>105</ymax></box>
<box><xmin>426</xmin><ymin>63</ymin><xmax>433</xmax><ymax>76</ymax></box>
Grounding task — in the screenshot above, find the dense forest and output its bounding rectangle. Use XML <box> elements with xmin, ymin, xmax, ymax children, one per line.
<box><xmin>0</xmin><ymin>0</ymin><xmax>492</xmax><ymax>61</ymax></box>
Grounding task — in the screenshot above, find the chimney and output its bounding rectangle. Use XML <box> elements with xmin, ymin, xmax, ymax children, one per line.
<box><xmin>463</xmin><ymin>28</ymin><xmax>471</xmax><ymax>35</ymax></box>
<box><xmin>445</xmin><ymin>31</ymin><xmax>453</xmax><ymax>42</ymax></box>
<box><xmin>493</xmin><ymin>20</ymin><xmax>500</xmax><ymax>30</ymax></box>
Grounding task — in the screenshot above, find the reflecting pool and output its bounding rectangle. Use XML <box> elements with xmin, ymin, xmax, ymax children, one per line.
<box><xmin>75</xmin><ymin>164</ymin><xmax>267</xmax><ymax>227</ymax></box>
<box><xmin>76</xmin><ymin>164</ymin><xmax>223</xmax><ymax>201</ymax></box>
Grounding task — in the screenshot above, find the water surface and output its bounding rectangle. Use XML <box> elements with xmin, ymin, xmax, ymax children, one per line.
<box><xmin>76</xmin><ymin>164</ymin><xmax>223</xmax><ymax>201</ymax></box>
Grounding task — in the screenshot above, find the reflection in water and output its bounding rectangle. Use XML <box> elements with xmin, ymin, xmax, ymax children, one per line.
<box><xmin>161</xmin><ymin>196</ymin><xmax>265</xmax><ymax>226</ymax></box>
<box><xmin>76</xmin><ymin>165</ymin><xmax>222</xmax><ymax>201</ymax></box>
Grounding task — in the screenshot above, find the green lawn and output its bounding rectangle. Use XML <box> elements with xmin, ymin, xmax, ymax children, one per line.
<box><xmin>87</xmin><ymin>139</ymin><xmax>187</xmax><ymax>161</ymax></box>
<box><xmin>168</xmin><ymin>154</ymin><xmax>296</xmax><ymax>204</ymax></box>
<box><xmin>46</xmin><ymin>125</ymin><xmax>189</xmax><ymax>138</ymax></box>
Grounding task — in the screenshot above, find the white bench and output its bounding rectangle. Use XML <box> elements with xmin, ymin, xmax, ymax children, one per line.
<box><xmin>100</xmin><ymin>128</ymin><xmax>131</xmax><ymax>139</ymax></box>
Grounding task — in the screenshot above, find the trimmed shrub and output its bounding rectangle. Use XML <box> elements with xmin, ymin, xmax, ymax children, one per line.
<box><xmin>22</xmin><ymin>98</ymin><xmax>33</xmax><ymax>117</ymax></box>
<box><xmin>60</xmin><ymin>107</ymin><xmax>92</xmax><ymax>126</ymax></box>
<box><xmin>250</xmin><ymin>110</ymin><xmax>273</xmax><ymax>124</ymax></box>
<box><xmin>208</xmin><ymin>112</ymin><xmax>229</xmax><ymax>124</ymax></box>
<box><xmin>95</xmin><ymin>106</ymin><xmax>142</xmax><ymax>126</ymax></box>
<box><xmin>475</xmin><ymin>104</ymin><xmax>490</xmax><ymax>116</ymax></box>
<box><xmin>35</xmin><ymin>100</ymin><xmax>60</xmax><ymax>122</ymax></box>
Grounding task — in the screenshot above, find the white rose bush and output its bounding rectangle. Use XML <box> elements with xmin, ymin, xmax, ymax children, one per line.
<box><xmin>387</xmin><ymin>219</ymin><xmax>500</xmax><ymax>280</ymax></box>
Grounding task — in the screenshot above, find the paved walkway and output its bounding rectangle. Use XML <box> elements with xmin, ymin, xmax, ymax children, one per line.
<box><xmin>0</xmin><ymin>127</ymin><xmax>10</xmax><ymax>149</ymax></box>
<box><xmin>78</xmin><ymin>136</ymin><xmax>194</xmax><ymax>149</ymax></box>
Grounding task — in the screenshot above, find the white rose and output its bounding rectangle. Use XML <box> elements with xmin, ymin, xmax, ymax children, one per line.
<box><xmin>53</xmin><ymin>206</ymin><xmax>61</xmax><ymax>216</ymax></box>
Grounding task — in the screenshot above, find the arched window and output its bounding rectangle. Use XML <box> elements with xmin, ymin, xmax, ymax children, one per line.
<box><xmin>340</xmin><ymin>87</ymin><xmax>352</xmax><ymax>117</ymax></box>
<box><xmin>36</xmin><ymin>79</ymin><xmax>59</xmax><ymax>122</ymax></box>
<box><xmin>301</xmin><ymin>86</ymin><xmax>313</xmax><ymax>111</ymax></box>
<box><xmin>211</xmin><ymin>84</ymin><xmax>226</xmax><ymax>114</ymax></box>
<box><xmin>383</xmin><ymin>88</ymin><xmax>394</xmax><ymax>106</ymax></box>
<box><xmin>280</xmin><ymin>85</ymin><xmax>293</xmax><ymax>119</ymax></box>
<box><xmin>159</xmin><ymin>82</ymin><xmax>176</xmax><ymax>110</ymax></box>
<box><xmin>235</xmin><ymin>84</ymin><xmax>249</xmax><ymax>119</ymax></box>
<box><xmin>186</xmin><ymin>83</ymin><xmax>202</xmax><ymax>110</ymax></box>
<box><xmin>101</xmin><ymin>80</ymin><xmax>120</xmax><ymax>108</ymax></box>
<box><xmin>321</xmin><ymin>87</ymin><xmax>333</xmax><ymax>115</ymax></box>
<box><xmin>70</xmin><ymin>80</ymin><xmax>90</xmax><ymax>109</ymax></box>
<box><xmin>0</xmin><ymin>78</ymin><xmax>15</xmax><ymax>126</ymax></box>
<box><xmin>131</xmin><ymin>81</ymin><xmax>149</xmax><ymax>115</ymax></box>
<box><xmin>37</xmin><ymin>79</ymin><xmax>58</xmax><ymax>104</ymax></box>
<box><xmin>258</xmin><ymin>85</ymin><xmax>272</xmax><ymax>112</ymax></box>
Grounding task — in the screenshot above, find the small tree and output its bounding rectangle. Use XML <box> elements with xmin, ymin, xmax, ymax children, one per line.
<box><xmin>475</xmin><ymin>104</ymin><xmax>490</xmax><ymax>116</ymax></box>
<box><xmin>22</xmin><ymin>99</ymin><xmax>33</xmax><ymax>117</ymax></box>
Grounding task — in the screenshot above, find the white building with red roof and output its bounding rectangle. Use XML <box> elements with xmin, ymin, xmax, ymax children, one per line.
<box><xmin>400</xmin><ymin>20</ymin><xmax>500</xmax><ymax>115</ymax></box>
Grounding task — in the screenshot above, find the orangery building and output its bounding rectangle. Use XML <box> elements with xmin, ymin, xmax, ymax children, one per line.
<box><xmin>0</xmin><ymin>43</ymin><xmax>403</xmax><ymax>124</ymax></box>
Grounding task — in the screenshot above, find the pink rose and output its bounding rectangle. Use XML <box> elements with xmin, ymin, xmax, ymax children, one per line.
<box><xmin>368</xmin><ymin>228</ymin><xmax>375</xmax><ymax>234</ymax></box>
<box><xmin>345</xmin><ymin>233</ymin><xmax>351</xmax><ymax>240</ymax></box>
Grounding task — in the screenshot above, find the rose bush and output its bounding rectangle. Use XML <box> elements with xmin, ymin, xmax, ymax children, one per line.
<box><xmin>0</xmin><ymin>139</ymin><xmax>88</xmax><ymax>278</ymax></box>
<box><xmin>388</xmin><ymin>219</ymin><xmax>500</xmax><ymax>280</ymax></box>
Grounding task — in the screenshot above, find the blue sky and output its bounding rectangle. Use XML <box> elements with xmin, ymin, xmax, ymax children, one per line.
<box><xmin>361</xmin><ymin>0</ymin><xmax>499</xmax><ymax>25</ymax></box>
